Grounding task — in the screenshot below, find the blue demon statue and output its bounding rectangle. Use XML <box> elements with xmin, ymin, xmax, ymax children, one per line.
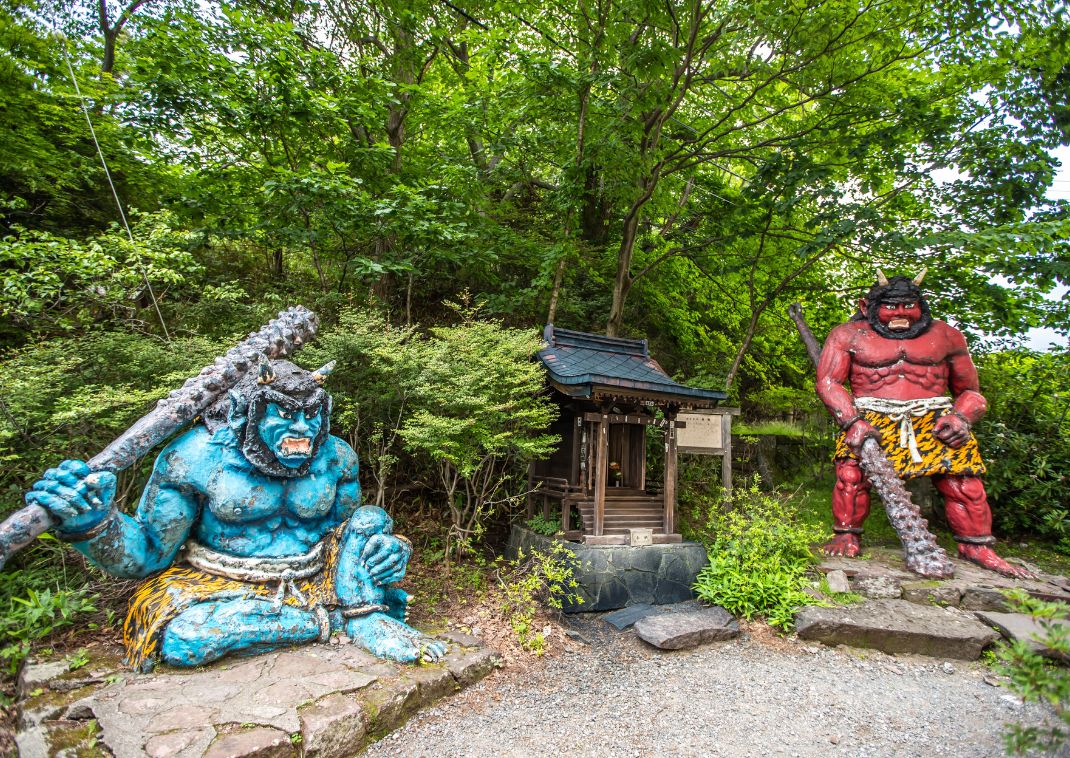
<box><xmin>25</xmin><ymin>359</ymin><xmax>446</xmax><ymax>671</ymax></box>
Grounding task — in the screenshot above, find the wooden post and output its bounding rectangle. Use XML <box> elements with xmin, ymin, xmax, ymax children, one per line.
<box><xmin>593</xmin><ymin>414</ymin><xmax>608</xmax><ymax>537</ymax></box>
<box><xmin>664</xmin><ymin>416</ymin><xmax>678</xmax><ymax>535</ymax></box>
<box><xmin>721</xmin><ymin>412</ymin><xmax>733</xmax><ymax>496</ymax></box>
<box><xmin>526</xmin><ymin>463</ymin><xmax>534</xmax><ymax>519</ymax></box>
<box><xmin>570</xmin><ymin>415</ymin><xmax>582</xmax><ymax>488</ymax></box>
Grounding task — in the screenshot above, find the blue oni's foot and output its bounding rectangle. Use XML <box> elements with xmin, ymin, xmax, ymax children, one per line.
<box><xmin>160</xmin><ymin>598</ymin><xmax>324</xmax><ymax>668</ymax></box>
<box><xmin>345</xmin><ymin>612</ymin><xmax>447</xmax><ymax>664</ymax></box>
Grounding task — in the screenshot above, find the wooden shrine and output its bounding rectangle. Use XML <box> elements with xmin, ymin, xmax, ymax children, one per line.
<box><xmin>529</xmin><ymin>325</ymin><xmax>727</xmax><ymax>545</ymax></box>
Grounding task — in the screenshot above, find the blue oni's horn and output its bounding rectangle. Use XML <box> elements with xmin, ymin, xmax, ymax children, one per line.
<box><xmin>312</xmin><ymin>360</ymin><xmax>336</xmax><ymax>385</ymax></box>
<box><xmin>258</xmin><ymin>356</ymin><xmax>277</xmax><ymax>385</ymax></box>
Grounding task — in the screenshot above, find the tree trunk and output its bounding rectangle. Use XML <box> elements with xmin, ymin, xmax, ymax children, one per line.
<box><xmin>546</xmin><ymin>258</ymin><xmax>567</xmax><ymax>325</ymax></box>
<box><xmin>606</xmin><ymin>211</ymin><xmax>641</xmax><ymax>336</ymax></box>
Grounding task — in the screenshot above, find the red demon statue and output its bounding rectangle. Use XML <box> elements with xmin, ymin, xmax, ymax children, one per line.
<box><xmin>815</xmin><ymin>269</ymin><xmax>1029</xmax><ymax>578</ymax></box>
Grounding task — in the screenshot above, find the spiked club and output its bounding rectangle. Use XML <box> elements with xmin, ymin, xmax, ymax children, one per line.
<box><xmin>0</xmin><ymin>306</ymin><xmax>320</xmax><ymax>570</ymax></box>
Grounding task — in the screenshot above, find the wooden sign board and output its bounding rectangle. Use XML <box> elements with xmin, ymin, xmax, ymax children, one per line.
<box><xmin>676</xmin><ymin>410</ymin><xmax>730</xmax><ymax>454</ymax></box>
<box><xmin>675</xmin><ymin>408</ymin><xmax>737</xmax><ymax>494</ymax></box>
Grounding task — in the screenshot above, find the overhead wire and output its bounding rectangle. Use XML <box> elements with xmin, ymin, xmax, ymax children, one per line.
<box><xmin>58</xmin><ymin>34</ymin><xmax>171</xmax><ymax>342</ymax></box>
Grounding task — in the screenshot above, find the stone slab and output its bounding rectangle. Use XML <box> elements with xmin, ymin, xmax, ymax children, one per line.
<box><xmin>633</xmin><ymin>606</ymin><xmax>740</xmax><ymax>650</ymax></box>
<box><xmin>795</xmin><ymin>599</ymin><xmax>1000</xmax><ymax>660</ymax></box>
<box><xmin>602</xmin><ymin>604</ymin><xmax>658</xmax><ymax>630</ymax></box>
<box><xmin>901</xmin><ymin>580</ymin><xmax>962</xmax><ymax>607</ymax></box>
<box><xmin>817</xmin><ymin>546</ymin><xmax>1070</xmax><ymax>614</ymax></box>
<box><xmin>16</xmin><ymin>631</ymin><xmax>500</xmax><ymax>757</ymax></box>
<box><xmin>507</xmin><ymin>525</ymin><xmax>709</xmax><ymax>612</ymax></box>
<box><xmin>853</xmin><ymin>575</ymin><xmax>903</xmax><ymax>599</ymax></box>
<box><xmin>975</xmin><ymin>610</ymin><xmax>1070</xmax><ymax>660</ymax></box>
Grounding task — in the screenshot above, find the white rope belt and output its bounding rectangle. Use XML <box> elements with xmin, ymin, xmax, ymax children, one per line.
<box><xmin>185</xmin><ymin>540</ymin><xmax>326</xmax><ymax>609</ymax></box>
<box><xmin>854</xmin><ymin>396</ymin><xmax>953</xmax><ymax>464</ymax></box>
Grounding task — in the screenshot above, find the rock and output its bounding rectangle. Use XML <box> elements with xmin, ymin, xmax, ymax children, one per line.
<box><xmin>633</xmin><ymin>606</ymin><xmax>740</xmax><ymax>650</ymax></box>
<box><xmin>975</xmin><ymin>610</ymin><xmax>1070</xmax><ymax>660</ymax></box>
<box><xmin>444</xmin><ymin>647</ymin><xmax>501</xmax><ymax>687</ymax></box>
<box><xmin>437</xmin><ymin>630</ymin><xmax>481</xmax><ymax>647</ymax></box>
<box><xmin>17</xmin><ymin>661</ymin><xmax>70</xmax><ymax>699</ymax></box>
<box><xmin>853</xmin><ymin>575</ymin><xmax>902</xmax><ymax>599</ymax></box>
<box><xmin>825</xmin><ymin>570</ymin><xmax>851</xmax><ymax>594</ymax></box>
<box><xmin>794</xmin><ymin>599</ymin><xmax>1000</xmax><ymax>660</ymax></box>
<box><xmin>960</xmin><ymin>585</ymin><xmax>1010</xmax><ymax>612</ymax></box>
<box><xmin>145</xmin><ymin>729</ymin><xmax>212</xmax><ymax>758</ymax></box>
<box><xmin>901</xmin><ymin>581</ymin><xmax>961</xmax><ymax>607</ymax></box>
<box><xmin>602</xmin><ymin>604</ymin><xmax>658</xmax><ymax>630</ymax></box>
<box><xmin>563</xmin><ymin>629</ymin><xmax>591</xmax><ymax>644</ymax></box>
<box><xmin>299</xmin><ymin>693</ymin><xmax>368</xmax><ymax>758</ymax></box>
<box><xmin>942</xmin><ymin>662</ymin><xmax>955</xmax><ymax>674</ymax></box>
<box><xmin>202</xmin><ymin>726</ymin><xmax>295</xmax><ymax>758</ymax></box>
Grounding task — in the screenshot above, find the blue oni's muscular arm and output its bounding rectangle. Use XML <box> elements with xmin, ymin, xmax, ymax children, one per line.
<box><xmin>330</xmin><ymin>437</ymin><xmax>363</xmax><ymax>525</ymax></box>
<box><xmin>73</xmin><ymin>430</ymin><xmax>206</xmax><ymax>579</ymax></box>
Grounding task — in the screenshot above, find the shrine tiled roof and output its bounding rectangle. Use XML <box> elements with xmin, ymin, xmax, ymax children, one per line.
<box><xmin>537</xmin><ymin>325</ymin><xmax>726</xmax><ymax>406</ymax></box>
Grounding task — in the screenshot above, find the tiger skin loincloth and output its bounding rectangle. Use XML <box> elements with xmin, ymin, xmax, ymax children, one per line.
<box><xmin>834</xmin><ymin>397</ymin><xmax>986</xmax><ymax>479</ymax></box>
<box><xmin>123</xmin><ymin>525</ymin><xmax>344</xmax><ymax>672</ymax></box>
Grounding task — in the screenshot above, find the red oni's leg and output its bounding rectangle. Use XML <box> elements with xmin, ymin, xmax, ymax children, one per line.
<box><xmin>933</xmin><ymin>475</ymin><xmax>1034</xmax><ymax>579</ymax></box>
<box><xmin>824</xmin><ymin>459</ymin><xmax>871</xmax><ymax>557</ymax></box>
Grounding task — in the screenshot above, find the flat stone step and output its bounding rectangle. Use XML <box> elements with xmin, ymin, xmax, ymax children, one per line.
<box><xmin>975</xmin><ymin>610</ymin><xmax>1070</xmax><ymax>660</ymax></box>
<box><xmin>16</xmin><ymin>635</ymin><xmax>499</xmax><ymax>758</ymax></box>
<box><xmin>795</xmin><ymin>599</ymin><xmax>1000</xmax><ymax>660</ymax></box>
<box><xmin>602</xmin><ymin>604</ymin><xmax>659</xmax><ymax>630</ymax></box>
<box><xmin>634</xmin><ymin>606</ymin><xmax>740</xmax><ymax>650</ymax></box>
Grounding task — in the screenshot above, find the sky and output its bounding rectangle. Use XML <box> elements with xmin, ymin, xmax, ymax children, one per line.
<box><xmin>1023</xmin><ymin>144</ymin><xmax>1069</xmax><ymax>351</ymax></box>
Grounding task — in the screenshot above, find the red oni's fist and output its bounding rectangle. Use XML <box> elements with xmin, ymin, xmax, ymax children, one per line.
<box><xmin>844</xmin><ymin>418</ymin><xmax>880</xmax><ymax>453</ymax></box>
<box><xmin>933</xmin><ymin>412</ymin><xmax>970</xmax><ymax>448</ymax></box>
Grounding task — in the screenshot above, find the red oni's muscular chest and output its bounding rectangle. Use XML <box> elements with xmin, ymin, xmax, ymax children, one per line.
<box><xmin>842</xmin><ymin>320</ymin><xmax>965</xmax><ymax>399</ymax></box>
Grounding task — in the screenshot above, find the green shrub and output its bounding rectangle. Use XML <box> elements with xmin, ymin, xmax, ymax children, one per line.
<box><xmin>691</xmin><ymin>476</ymin><xmax>825</xmax><ymax>629</ymax></box>
<box><xmin>525</xmin><ymin>514</ymin><xmax>561</xmax><ymax>536</ymax></box>
<box><xmin>994</xmin><ymin>589</ymin><xmax>1070</xmax><ymax>754</ymax></box>
<box><xmin>400</xmin><ymin>303</ymin><xmax>559</xmax><ymax>559</ymax></box>
<box><xmin>976</xmin><ymin>349</ymin><xmax>1070</xmax><ymax>541</ymax></box>
<box><xmin>0</xmin><ymin>544</ymin><xmax>98</xmax><ymax>676</ymax></box>
<box><xmin>497</xmin><ymin>543</ymin><xmax>582</xmax><ymax>654</ymax></box>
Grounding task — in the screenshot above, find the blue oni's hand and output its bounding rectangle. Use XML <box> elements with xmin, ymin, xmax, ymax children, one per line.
<box><xmin>25</xmin><ymin>460</ymin><xmax>117</xmax><ymax>536</ymax></box>
<box><xmin>362</xmin><ymin>533</ymin><xmax>411</xmax><ymax>586</ymax></box>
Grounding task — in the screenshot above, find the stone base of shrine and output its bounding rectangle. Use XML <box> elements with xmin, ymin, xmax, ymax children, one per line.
<box><xmin>507</xmin><ymin>525</ymin><xmax>709</xmax><ymax>612</ymax></box>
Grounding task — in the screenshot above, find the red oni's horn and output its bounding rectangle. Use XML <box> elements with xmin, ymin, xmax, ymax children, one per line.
<box><xmin>913</xmin><ymin>267</ymin><xmax>927</xmax><ymax>286</ymax></box>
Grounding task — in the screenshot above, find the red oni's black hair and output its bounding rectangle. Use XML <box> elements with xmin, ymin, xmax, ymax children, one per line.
<box><xmin>850</xmin><ymin>275</ymin><xmax>933</xmax><ymax>340</ymax></box>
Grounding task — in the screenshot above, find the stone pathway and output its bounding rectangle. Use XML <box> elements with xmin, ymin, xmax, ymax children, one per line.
<box><xmin>15</xmin><ymin>631</ymin><xmax>498</xmax><ymax>758</ymax></box>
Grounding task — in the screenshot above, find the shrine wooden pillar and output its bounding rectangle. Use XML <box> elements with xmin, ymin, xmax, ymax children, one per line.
<box><xmin>663</xmin><ymin>411</ymin><xmax>678</xmax><ymax>536</ymax></box>
<box><xmin>593</xmin><ymin>413</ymin><xmax>608</xmax><ymax>537</ymax></box>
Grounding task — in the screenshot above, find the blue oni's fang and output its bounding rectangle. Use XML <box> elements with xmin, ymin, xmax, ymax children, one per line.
<box><xmin>25</xmin><ymin>358</ymin><xmax>447</xmax><ymax>671</ymax></box>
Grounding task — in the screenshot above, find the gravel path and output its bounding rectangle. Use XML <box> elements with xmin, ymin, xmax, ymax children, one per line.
<box><xmin>364</xmin><ymin>615</ymin><xmax>1060</xmax><ymax>758</ymax></box>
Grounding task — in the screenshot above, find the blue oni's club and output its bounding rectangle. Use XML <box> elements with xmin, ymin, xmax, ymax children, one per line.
<box><xmin>17</xmin><ymin>308</ymin><xmax>446</xmax><ymax>672</ymax></box>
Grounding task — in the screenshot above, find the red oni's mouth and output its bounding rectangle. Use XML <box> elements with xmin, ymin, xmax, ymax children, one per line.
<box><xmin>888</xmin><ymin>318</ymin><xmax>912</xmax><ymax>331</ymax></box>
<box><xmin>279</xmin><ymin>437</ymin><xmax>312</xmax><ymax>457</ymax></box>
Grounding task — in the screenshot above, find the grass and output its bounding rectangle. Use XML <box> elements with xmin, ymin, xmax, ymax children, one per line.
<box><xmin>734</xmin><ymin>420</ymin><xmax>809</xmax><ymax>437</ymax></box>
<box><xmin>789</xmin><ymin>472</ymin><xmax>1070</xmax><ymax>575</ymax></box>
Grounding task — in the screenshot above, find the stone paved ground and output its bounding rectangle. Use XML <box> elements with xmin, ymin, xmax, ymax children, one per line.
<box><xmin>15</xmin><ymin>631</ymin><xmax>498</xmax><ymax>758</ymax></box>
